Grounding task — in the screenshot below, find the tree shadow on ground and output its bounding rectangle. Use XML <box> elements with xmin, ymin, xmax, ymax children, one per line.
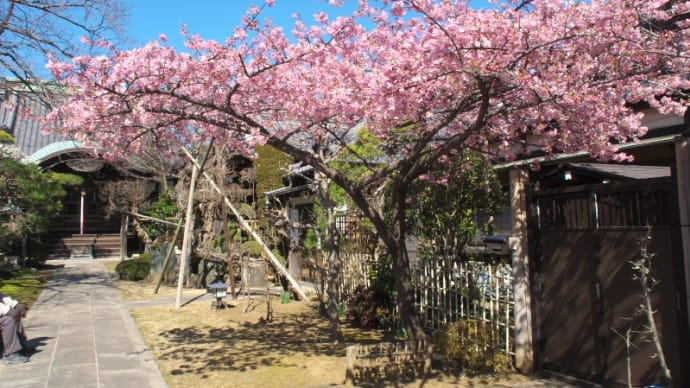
<box><xmin>148</xmin><ymin>302</ymin><xmax>384</xmax><ymax>379</ymax></box>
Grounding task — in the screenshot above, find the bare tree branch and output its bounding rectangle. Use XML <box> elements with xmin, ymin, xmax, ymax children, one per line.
<box><xmin>0</xmin><ymin>0</ymin><xmax>128</xmax><ymax>105</ymax></box>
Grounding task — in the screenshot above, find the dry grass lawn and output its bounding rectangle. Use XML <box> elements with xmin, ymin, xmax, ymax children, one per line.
<box><xmin>111</xmin><ymin>275</ymin><xmax>557</xmax><ymax>388</ymax></box>
<box><xmin>131</xmin><ymin>299</ymin><xmax>355</xmax><ymax>387</ymax></box>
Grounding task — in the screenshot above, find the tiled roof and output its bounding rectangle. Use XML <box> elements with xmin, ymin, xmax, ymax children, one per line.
<box><xmin>0</xmin><ymin>86</ymin><xmax>68</xmax><ymax>158</ymax></box>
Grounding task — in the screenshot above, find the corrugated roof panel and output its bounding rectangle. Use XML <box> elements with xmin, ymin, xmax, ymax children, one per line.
<box><xmin>569</xmin><ymin>163</ymin><xmax>670</xmax><ymax>180</ymax></box>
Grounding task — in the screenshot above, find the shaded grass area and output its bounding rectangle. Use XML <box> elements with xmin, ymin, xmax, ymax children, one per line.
<box><xmin>0</xmin><ymin>264</ymin><xmax>59</xmax><ymax>308</ymax></box>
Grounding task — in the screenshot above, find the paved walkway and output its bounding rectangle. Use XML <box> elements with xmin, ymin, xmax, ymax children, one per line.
<box><xmin>0</xmin><ymin>259</ymin><xmax>168</xmax><ymax>388</ymax></box>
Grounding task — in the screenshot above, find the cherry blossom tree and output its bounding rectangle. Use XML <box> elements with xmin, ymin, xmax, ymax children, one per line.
<box><xmin>46</xmin><ymin>0</ymin><xmax>690</xmax><ymax>341</ymax></box>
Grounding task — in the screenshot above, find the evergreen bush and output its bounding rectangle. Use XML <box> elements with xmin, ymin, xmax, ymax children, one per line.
<box><xmin>116</xmin><ymin>254</ymin><xmax>151</xmax><ymax>281</ymax></box>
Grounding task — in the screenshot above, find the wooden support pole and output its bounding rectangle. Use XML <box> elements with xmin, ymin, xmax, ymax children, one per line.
<box><xmin>180</xmin><ymin>146</ymin><xmax>309</xmax><ymax>301</ymax></box>
<box><xmin>675</xmin><ymin>134</ymin><xmax>690</xmax><ymax>340</ymax></box>
<box><xmin>119</xmin><ymin>214</ymin><xmax>128</xmax><ymax>261</ymax></box>
<box><xmin>175</xmin><ymin>163</ymin><xmax>199</xmax><ymax>309</ymax></box>
<box><xmin>174</xmin><ymin>144</ymin><xmax>212</xmax><ymax>308</ymax></box>
<box><xmin>509</xmin><ymin>168</ymin><xmax>534</xmax><ymax>373</ymax></box>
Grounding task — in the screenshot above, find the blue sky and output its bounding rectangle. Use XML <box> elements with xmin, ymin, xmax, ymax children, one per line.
<box><xmin>124</xmin><ymin>0</ymin><xmax>360</xmax><ymax>50</ymax></box>
<box><xmin>124</xmin><ymin>0</ymin><xmax>492</xmax><ymax>51</ymax></box>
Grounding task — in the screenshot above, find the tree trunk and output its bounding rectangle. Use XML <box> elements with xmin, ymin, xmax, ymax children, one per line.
<box><xmin>130</xmin><ymin>217</ymin><xmax>153</xmax><ymax>251</ymax></box>
<box><xmin>389</xmin><ymin>180</ymin><xmax>425</xmax><ymax>343</ymax></box>
<box><xmin>288</xmin><ymin>208</ymin><xmax>303</xmax><ymax>281</ymax></box>
<box><xmin>325</xmin><ymin>210</ymin><xmax>343</xmax><ymax>342</ymax></box>
<box><xmin>181</xmin><ymin>146</ymin><xmax>309</xmax><ymax>301</ymax></box>
<box><xmin>318</xmin><ymin>174</ymin><xmax>343</xmax><ymax>342</ymax></box>
<box><xmin>392</xmin><ymin>236</ymin><xmax>425</xmax><ymax>342</ymax></box>
<box><xmin>637</xmin><ymin>240</ymin><xmax>673</xmax><ymax>386</ymax></box>
<box><xmin>21</xmin><ymin>235</ymin><xmax>27</xmax><ymax>265</ymax></box>
<box><xmin>287</xmin><ymin>249</ymin><xmax>303</xmax><ymax>281</ymax></box>
<box><xmin>217</xmin><ymin>146</ymin><xmax>237</xmax><ymax>299</ymax></box>
<box><xmin>339</xmin><ymin>173</ymin><xmax>426</xmax><ymax>343</ymax></box>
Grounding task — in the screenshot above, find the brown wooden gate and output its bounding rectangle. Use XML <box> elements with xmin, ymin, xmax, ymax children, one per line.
<box><xmin>531</xmin><ymin>178</ymin><xmax>687</xmax><ymax>386</ymax></box>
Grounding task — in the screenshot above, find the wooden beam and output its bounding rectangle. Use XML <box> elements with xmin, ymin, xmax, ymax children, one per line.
<box><xmin>129</xmin><ymin>212</ymin><xmax>180</xmax><ymax>226</ymax></box>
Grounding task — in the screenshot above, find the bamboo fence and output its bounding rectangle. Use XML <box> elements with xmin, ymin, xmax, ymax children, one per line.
<box><xmin>414</xmin><ymin>259</ymin><xmax>515</xmax><ymax>356</ymax></box>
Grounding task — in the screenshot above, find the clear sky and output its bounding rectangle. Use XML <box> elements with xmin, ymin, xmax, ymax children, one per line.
<box><xmin>124</xmin><ymin>0</ymin><xmax>361</xmax><ymax>50</ymax></box>
<box><xmin>124</xmin><ymin>0</ymin><xmax>492</xmax><ymax>51</ymax></box>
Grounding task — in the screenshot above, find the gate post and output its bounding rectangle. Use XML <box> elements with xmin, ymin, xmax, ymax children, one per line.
<box><xmin>675</xmin><ymin>133</ymin><xmax>690</xmax><ymax>339</ymax></box>
<box><xmin>509</xmin><ymin>168</ymin><xmax>534</xmax><ymax>373</ymax></box>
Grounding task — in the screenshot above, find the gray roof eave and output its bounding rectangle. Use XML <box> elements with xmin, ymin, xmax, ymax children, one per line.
<box><xmin>493</xmin><ymin>134</ymin><xmax>678</xmax><ymax>171</ymax></box>
<box><xmin>28</xmin><ymin>140</ymin><xmax>86</xmax><ymax>164</ymax></box>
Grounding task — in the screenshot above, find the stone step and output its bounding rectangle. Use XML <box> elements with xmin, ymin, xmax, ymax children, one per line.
<box><xmin>45</xmin><ymin>233</ymin><xmax>123</xmax><ymax>259</ymax></box>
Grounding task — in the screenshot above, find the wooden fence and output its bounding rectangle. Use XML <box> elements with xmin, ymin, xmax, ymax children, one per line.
<box><xmin>414</xmin><ymin>260</ymin><xmax>515</xmax><ymax>356</ymax></box>
<box><xmin>311</xmin><ymin>244</ymin><xmax>516</xmax><ymax>359</ymax></box>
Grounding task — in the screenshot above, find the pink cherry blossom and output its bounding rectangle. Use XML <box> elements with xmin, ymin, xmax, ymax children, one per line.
<box><xmin>45</xmin><ymin>0</ymin><xmax>690</xmax><ymax>337</ymax></box>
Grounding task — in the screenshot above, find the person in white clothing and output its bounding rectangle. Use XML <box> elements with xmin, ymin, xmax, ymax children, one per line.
<box><xmin>0</xmin><ymin>292</ymin><xmax>30</xmax><ymax>364</ymax></box>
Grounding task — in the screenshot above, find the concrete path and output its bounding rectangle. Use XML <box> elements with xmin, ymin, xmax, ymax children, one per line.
<box><xmin>0</xmin><ymin>259</ymin><xmax>168</xmax><ymax>388</ymax></box>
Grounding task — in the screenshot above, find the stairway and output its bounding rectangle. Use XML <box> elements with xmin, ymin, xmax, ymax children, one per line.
<box><xmin>46</xmin><ymin>234</ymin><xmax>122</xmax><ymax>259</ymax></box>
<box><xmin>93</xmin><ymin>234</ymin><xmax>122</xmax><ymax>258</ymax></box>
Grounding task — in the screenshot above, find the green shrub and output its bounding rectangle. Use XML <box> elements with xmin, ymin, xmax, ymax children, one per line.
<box><xmin>115</xmin><ymin>258</ymin><xmax>151</xmax><ymax>281</ymax></box>
<box><xmin>143</xmin><ymin>191</ymin><xmax>180</xmax><ymax>241</ymax></box>
<box><xmin>433</xmin><ymin>319</ymin><xmax>512</xmax><ymax>376</ymax></box>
